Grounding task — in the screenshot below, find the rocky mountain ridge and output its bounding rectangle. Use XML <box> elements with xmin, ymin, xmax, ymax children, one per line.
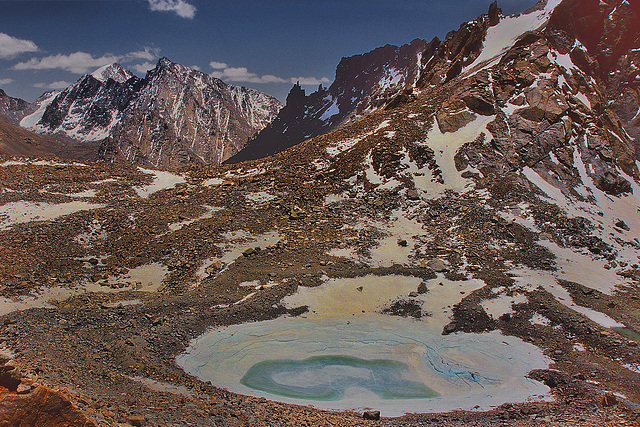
<box><xmin>230</xmin><ymin>0</ymin><xmax>640</xmax><ymax>171</ymax></box>
<box><xmin>227</xmin><ymin>38</ymin><xmax>430</xmax><ymax>163</ymax></box>
<box><xmin>0</xmin><ymin>89</ymin><xmax>33</xmax><ymax>125</ymax></box>
<box><xmin>15</xmin><ymin>59</ymin><xmax>283</xmax><ymax>167</ymax></box>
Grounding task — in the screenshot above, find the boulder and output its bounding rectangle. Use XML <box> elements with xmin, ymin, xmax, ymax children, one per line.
<box><xmin>127</xmin><ymin>415</ymin><xmax>147</xmax><ymax>426</ymax></box>
<box><xmin>601</xmin><ymin>393</ymin><xmax>617</xmax><ymax>407</ymax></box>
<box><xmin>426</xmin><ymin>258</ymin><xmax>448</xmax><ymax>272</ymax></box>
<box><xmin>0</xmin><ymin>385</ymin><xmax>97</xmax><ymax>427</ymax></box>
<box><xmin>462</xmin><ymin>91</ymin><xmax>495</xmax><ymax>116</ymax></box>
<box><xmin>522</xmin><ymin>80</ymin><xmax>569</xmax><ymax>122</ymax></box>
<box><xmin>436</xmin><ymin>110</ymin><xmax>477</xmax><ymax>133</ymax></box>
<box><xmin>406</xmin><ymin>189</ymin><xmax>421</xmax><ymax>200</ymax></box>
<box><xmin>363</xmin><ymin>410</ymin><xmax>381</xmax><ymax>420</ymax></box>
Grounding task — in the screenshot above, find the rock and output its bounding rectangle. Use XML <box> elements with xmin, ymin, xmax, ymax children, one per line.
<box><xmin>242</xmin><ymin>248</ymin><xmax>255</xmax><ymax>257</ymax></box>
<box><xmin>127</xmin><ymin>415</ymin><xmax>147</xmax><ymax>426</ymax></box>
<box><xmin>499</xmin><ymin>313</ymin><xmax>511</xmax><ymax>322</ymax></box>
<box><xmin>597</xmin><ymin>171</ymin><xmax>632</xmax><ymax>195</ymax></box>
<box><xmin>205</xmin><ymin>260</ymin><xmax>224</xmax><ymax>274</ymax></box>
<box><xmin>289</xmin><ymin>206</ymin><xmax>307</xmax><ymax>219</ymax></box>
<box><xmin>0</xmin><ymin>366</ymin><xmax>21</xmax><ymax>391</ymax></box>
<box><xmin>16</xmin><ymin>383</ymin><xmax>31</xmax><ymax>394</ymax></box>
<box><xmin>356</xmin><ymin>286</ymin><xmax>363</xmax><ymax>292</ymax></box>
<box><xmin>406</xmin><ymin>189</ymin><xmax>420</xmax><ymax>200</ymax></box>
<box><xmin>363</xmin><ymin>410</ymin><xmax>381</xmax><ymax>420</ymax></box>
<box><xmin>417</xmin><ymin>282</ymin><xmax>428</xmax><ymax>294</ymax></box>
<box><xmin>539</xmin><ymin>232</ymin><xmax>552</xmax><ymax>241</ymax></box>
<box><xmin>462</xmin><ymin>91</ymin><xmax>495</xmax><ymax>116</ymax></box>
<box><xmin>436</xmin><ymin>109</ymin><xmax>477</xmax><ymax>133</ymax></box>
<box><xmin>442</xmin><ymin>323</ymin><xmax>457</xmax><ymax>335</ymax></box>
<box><xmin>0</xmin><ymin>385</ymin><xmax>97</xmax><ymax>427</ymax></box>
<box><xmin>426</xmin><ymin>258</ymin><xmax>448</xmax><ymax>272</ymax></box>
<box><xmin>397</xmin><ymin>239</ymin><xmax>408</xmax><ymax>247</ymax></box>
<box><xmin>522</xmin><ymin>80</ymin><xmax>569</xmax><ymax>122</ymax></box>
<box><xmin>488</xmin><ymin>1</ymin><xmax>501</xmax><ymax>26</ymax></box>
<box><xmin>615</xmin><ymin>220</ymin><xmax>630</xmax><ymax>231</ymax></box>
<box><xmin>381</xmin><ymin>299</ymin><xmax>423</xmax><ymax>319</ymax></box>
<box><xmin>408</xmin><ymin>291</ymin><xmax>419</xmax><ymax>297</ymax></box>
<box><xmin>601</xmin><ymin>393</ymin><xmax>617</xmax><ymax>407</ymax></box>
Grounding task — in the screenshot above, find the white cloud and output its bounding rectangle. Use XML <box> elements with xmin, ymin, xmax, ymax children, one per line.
<box><xmin>12</xmin><ymin>47</ymin><xmax>161</xmax><ymax>75</ymax></box>
<box><xmin>0</xmin><ymin>33</ymin><xmax>38</xmax><ymax>59</ymax></box>
<box><xmin>292</xmin><ymin>77</ymin><xmax>331</xmax><ymax>85</ymax></box>
<box><xmin>210</xmin><ymin>62</ymin><xmax>330</xmax><ymax>86</ymax></box>
<box><xmin>0</xmin><ymin>78</ymin><xmax>13</xmax><ymax>86</ymax></box>
<box><xmin>209</xmin><ymin>61</ymin><xmax>228</xmax><ymax>69</ymax></box>
<box><xmin>126</xmin><ymin>47</ymin><xmax>160</xmax><ymax>61</ymax></box>
<box><xmin>34</xmin><ymin>80</ymin><xmax>72</xmax><ymax>90</ymax></box>
<box><xmin>211</xmin><ymin>66</ymin><xmax>288</xmax><ymax>84</ymax></box>
<box><xmin>190</xmin><ymin>65</ymin><xmax>201</xmax><ymax>71</ymax></box>
<box><xmin>148</xmin><ymin>0</ymin><xmax>196</xmax><ymax>19</ymax></box>
<box><xmin>13</xmin><ymin>52</ymin><xmax>122</xmax><ymax>74</ymax></box>
<box><xmin>132</xmin><ymin>62</ymin><xmax>155</xmax><ymax>73</ymax></box>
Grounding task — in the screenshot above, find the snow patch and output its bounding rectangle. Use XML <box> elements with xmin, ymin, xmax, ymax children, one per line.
<box><xmin>134</xmin><ymin>167</ymin><xmax>186</xmax><ymax>198</ymax></box>
<box><xmin>465</xmin><ymin>0</ymin><xmax>562</xmax><ymax>73</ymax></box>
<box><xmin>418</xmin><ymin>115</ymin><xmax>495</xmax><ymax>194</ymax></box>
<box><xmin>0</xmin><ymin>201</ymin><xmax>103</xmax><ymax>230</ymax></box>
<box><xmin>320</xmin><ymin>98</ymin><xmax>339</xmax><ymax>122</ymax></box>
<box><xmin>19</xmin><ymin>92</ymin><xmax>58</xmax><ymax>130</ymax></box>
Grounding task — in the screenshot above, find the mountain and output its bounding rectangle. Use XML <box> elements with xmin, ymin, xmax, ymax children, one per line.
<box><xmin>1</xmin><ymin>89</ymin><xmax>98</xmax><ymax>159</ymax></box>
<box><xmin>19</xmin><ymin>59</ymin><xmax>283</xmax><ymax>167</ymax></box>
<box><xmin>0</xmin><ymin>117</ymin><xmax>99</xmax><ymax>160</ymax></box>
<box><xmin>0</xmin><ymin>89</ymin><xmax>33</xmax><ymax>125</ymax></box>
<box><xmin>229</xmin><ymin>0</ymin><xmax>640</xmax><ymax>170</ymax></box>
<box><xmin>227</xmin><ymin>38</ymin><xmax>429</xmax><ymax>163</ymax></box>
<box><xmin>101</xmin><ymin>58</ymin><xmax>282</xmax><ymax>167</ymax></box>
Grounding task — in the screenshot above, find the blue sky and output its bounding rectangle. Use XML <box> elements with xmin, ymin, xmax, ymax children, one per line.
<box><xmin>0</xmin><ymin>0</ymin><xmax>538</xmax><ymax>102</ymax></box>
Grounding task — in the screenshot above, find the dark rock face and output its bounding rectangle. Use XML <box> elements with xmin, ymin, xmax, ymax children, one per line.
<box><xmin>227</xmin><ymin>39</ymin><xmax>429</xmax><ymax>164</ymax></box>
<box><xmin>488</xmin><ymin>1</ymin><xmax>502</xmax><ymax>27</ymax></box>
<box><xmin>21</xmin><ymin>60</ymin><xmax>282</xmax><ymax>167</ymax></box>
<box><xmin>37</xmin><ymin>72</ymin><xmax>145</xmax><ymax>141</ymax></box>
<box><xmin>0</xmin><ymin>357</ymin><xmax>97</xmax><ymax>427</ymax></box>
<box><xmin>0</xmin><ymin>89</ymin><xmax>31</xmax><ymax>125</ymax></box>
<box><xmin>229</xmin><ymin>2</ymin><xmax>498</xmax><ymax>164</ymax></box>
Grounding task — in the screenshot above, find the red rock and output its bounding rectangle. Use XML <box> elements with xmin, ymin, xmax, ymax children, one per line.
<box><xmin>0</xmin><ymin>385</ymin><xmax>97</xmax><ymax>427</ymax></box>
<box><xmin>126</xmin><ymin>415</ymin><xmax>146</xmax><ymax>426</ymax></box>
<box><xmin>601</xmin><ymin>393</ymin><xmax>618</xmax><ymax>407</ymax></box>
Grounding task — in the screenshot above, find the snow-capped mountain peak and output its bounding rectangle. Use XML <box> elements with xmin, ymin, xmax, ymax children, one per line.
<box><xmin>91</xmin><ymin>63</ymin><xmax>134</xmax><ymax>83</ymax></box>
<box><xmin>19</xmin><ymin>58</ymin><xmax>282</xmax><ymax>167</ymax></box>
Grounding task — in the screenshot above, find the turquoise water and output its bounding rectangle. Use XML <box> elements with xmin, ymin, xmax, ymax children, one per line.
<box><xmin>612</xmin><ymin>327</ymin><xmax>640</xmax><ymax>341</ymax></box>
<box><xmin>177</xmin><ymin>276</ymin><xmax>552</xmax><ymax>415</ymax></box>
<box><xmin>240</xmin><ymin>355</ymin><xmax>438</xmax><ymax>401</ymax></box>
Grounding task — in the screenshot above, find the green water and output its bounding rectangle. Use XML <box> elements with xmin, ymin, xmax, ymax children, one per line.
<box><xmin>240</xmin><ymin>355</ymin><xmax>438</xmax><ymax>401</ymax></box>
<box><xmin>612</xmin><ymin>327</ymin><xmax>640</xmax><ymax>341</ymax></box>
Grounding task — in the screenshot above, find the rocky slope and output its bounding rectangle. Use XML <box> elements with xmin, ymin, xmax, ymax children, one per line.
<box><xmin>0</xmin><ymin>89</ymin><xmax>33</xmax><ymax>125</ymax></box>
<box><xmin>230</xmin><ymin>0</ymin><xmax>640</xmax><ymax>171</ymax></box>
<box><xmin>1</xmin><ymin>0</ymin><xmax>640</xmax><ymax>426</ymax></box>
<box><xmin>18</xmin><ymin>59</ymin><xmax>283</xmax><ymax>168</ymax></box>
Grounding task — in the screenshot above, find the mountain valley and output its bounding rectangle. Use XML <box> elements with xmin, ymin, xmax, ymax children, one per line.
<box><xmin>1</xmin><ymin>0</ymin><xmax>640</xmax><ymax>426</ymax></box>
